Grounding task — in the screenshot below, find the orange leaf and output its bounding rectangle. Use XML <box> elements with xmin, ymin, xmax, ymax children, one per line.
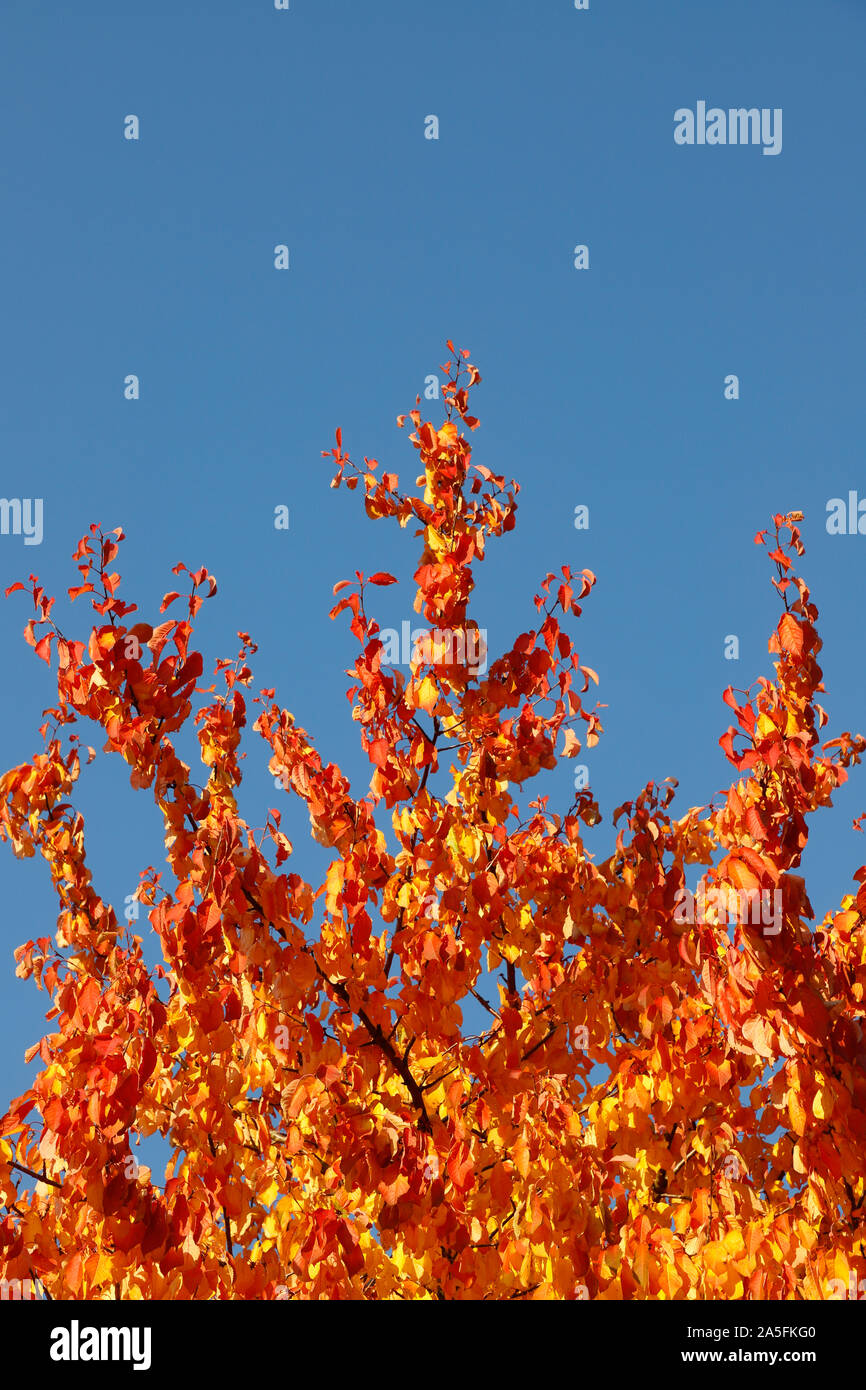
<box><xmin>778</xmin><ymin>613</ymin><xmax>804</xmax><ymax>659</ymax></box>
<box><xmin>787</xmin><ymin>1088</ymin><xmax>807</xmax><ymax>1137</ymax></box>
<box><xmin>561</xmin><ymin>729</ymin><xmax>581</xmax><ymax>759</ymax></box>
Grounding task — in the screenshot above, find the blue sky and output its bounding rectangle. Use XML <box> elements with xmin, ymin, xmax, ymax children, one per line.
<box><xmin>1</xmin><ymin>0</ymin><xmax>864</xmax><ymax>1117</ymax></box>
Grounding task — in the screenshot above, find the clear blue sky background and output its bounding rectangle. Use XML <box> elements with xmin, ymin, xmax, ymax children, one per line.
<box><xmin>1</xmin><ymin>0</ymin><xmax>864</xmax><ymax>1122</ymax></box>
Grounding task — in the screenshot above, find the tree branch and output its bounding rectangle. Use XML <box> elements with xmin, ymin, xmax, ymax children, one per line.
<box><xmin>11</xmin><ymin>1161</ymin><xmax>62</xmax><ymax>1191</ymax></box>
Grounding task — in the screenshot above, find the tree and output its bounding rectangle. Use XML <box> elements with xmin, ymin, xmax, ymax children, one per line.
<box><xmin>1</xmin><ymin>345</ymin><xmax>865</xmax><ymax>1301</ymax></box>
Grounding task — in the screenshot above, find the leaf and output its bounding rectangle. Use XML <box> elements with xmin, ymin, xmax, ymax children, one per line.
<box><xmin>65</xmin><ymin>1253</ymin><xmax>84</xmax><ymax>1294</ymax></box>
<box><xmin>561</xmin><ymin>729</ymin><xmax>581</xmax><ymax>759</ymax></box>
<box><xmin>632</xmin><ymin>1242</ymin><xmax>651</xmax><ymax>1290</ymax></box>
<box><xmin>369</xmin><ymin>739</ymin><xmax>389</xmax><ymax>767</ymax></box>
<box><xmin>778</xmin><ymin>613</ymin><xmax>804</xmax><ymax>659</ymax></box>
<box><xmin>742</xmin><ymin>1016</ymin><xmax>775</xmax><ymax>1060</ymax></box>
<box><xmin>745</xmin><ymin>806</ymin><xmax>769</xmax><ymax>841</ymax></box>
<box><xmin>723</xmin><ymin>855</ymin><xmax>762</xmax><ymax>895</ymax></box>
<box><xmin>368</xmin><ymin>572</ymin><xmax>398</xmax><ymax>587</ymax></box>
<box><xmin>512</xmin><ymin>1136</ymin><xmax>530</xmax><ymax>1179</ymax></box>
<box><xmin>415</xmin><ymin>676</ymin><xmax>438</xmax><ymax>714</ymax></box>
<box><xmin>812</xmin><ymin>1087</ymin><xmax>833</xmax><ymax>1121</ymax></box>
<box><xmin>787</xmin><ymin>1088</ymin><xmax>807</xmax><ymax>1137</ymax></box>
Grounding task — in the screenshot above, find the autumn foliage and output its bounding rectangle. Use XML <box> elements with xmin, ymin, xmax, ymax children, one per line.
<box><xmin>2</xmin><ymin>347</ymin><xmax>866</xmax><ymax>1301</ymax></box>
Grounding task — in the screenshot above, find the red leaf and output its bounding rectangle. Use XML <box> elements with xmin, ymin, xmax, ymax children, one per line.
<box><xmin>369</xmin><ymin>739</ymin><xmax>390</xmax><ymax>767</ymax></box>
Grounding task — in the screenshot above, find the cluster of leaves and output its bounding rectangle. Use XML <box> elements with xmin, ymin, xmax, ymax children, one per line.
<box><xmin>1</xmin><ymin>347</ymin><xmax>865</xmax><ymax>1300</ymax></box>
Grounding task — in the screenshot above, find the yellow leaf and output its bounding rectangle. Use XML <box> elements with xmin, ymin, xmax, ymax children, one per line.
<box><xmin>415</xmin><ymin>676</ymin><xmax>438</xmax><ymax>714</ymax></box>
<box><xmin>260</xmin><ymin>1177</ymin><xmax>280</xmax><ymax>1206</ymax></box>
<box><xmin>812</xmin><ymin>1087</ymin><xmax>833</xmax><ymax>1121</ymax></box>
<box><xmin>325</xmin><ymin>860</ymin><xmax>344</xmax><ymax>914</ymax></box>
